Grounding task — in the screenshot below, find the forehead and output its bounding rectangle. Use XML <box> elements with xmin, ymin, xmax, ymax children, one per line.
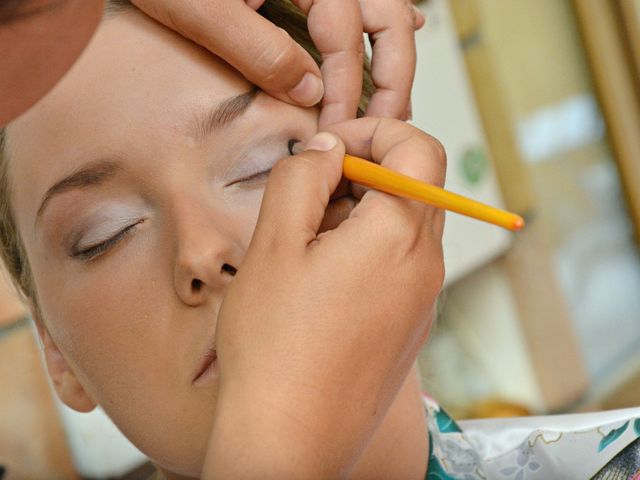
<box><xmin>7</xmin><ymin>9</ymin><xmax>251</xmax><ymax>227</ymax></box>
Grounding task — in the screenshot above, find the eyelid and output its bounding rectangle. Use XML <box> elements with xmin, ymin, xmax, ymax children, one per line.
<box><xmin>230</xmin><ymin>170</ymin><xmax>271</xmax><ymax>186</ymax></box>
<box><xmin>73</xmin><ymin>216</ymin><xmax>140</xmax><ymax>249</ymax></box>
<box><xmin>225</xmin><ymin>138</ymin><xmax>299</xmax><ymax>187</ymax></box>
<box><xmin>71</xmin><ymin>219</ymin><xmax>143</xmax><ymax>260</ymax></box>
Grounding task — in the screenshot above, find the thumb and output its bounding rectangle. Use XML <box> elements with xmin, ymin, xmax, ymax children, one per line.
<box><xmin>252</xmin><ymin>133</ymin><xmax>345</xmax><ymax>250</ymax></box>
<box><xmin>132</xmin><ymin>0</ymin><xmax>324</xmax><ymax>107</ymax></box>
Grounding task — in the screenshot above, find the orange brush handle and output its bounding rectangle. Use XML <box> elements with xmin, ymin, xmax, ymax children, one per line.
<box><xmin>343</xmin><ymin>154</ymin><xmax>524</xmax><ymax>232</ymax></box>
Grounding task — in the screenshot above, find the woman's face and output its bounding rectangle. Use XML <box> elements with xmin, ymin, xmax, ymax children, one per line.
<box><xmin>6</xmin><ymin>9</ymin><xmax>319</xmax><ymax>476</ymax></box>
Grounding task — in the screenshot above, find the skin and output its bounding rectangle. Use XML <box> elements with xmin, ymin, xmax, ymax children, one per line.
<box><xmin>133</xmin><ymin>0</ymin><xmax>426</xmax><ymax>126</ymax></box>
<box><xmin>205</xmin><ymin>121</ymin><xmax>445</xmax><ymax>479</ymax></box>
<box><xmin>0</xmin><ymin>0</ymin><xmax>424</xmax><ymax>128</ymax></box>
<box><xmin>0</xmin><ymin>0</ymin><xmax>105</xmax><ymax>125</ymax></box>
<box><xmin>6</xmin><ymin>10</ymin><xmax>442</xmax><ymax>479</ymax></box>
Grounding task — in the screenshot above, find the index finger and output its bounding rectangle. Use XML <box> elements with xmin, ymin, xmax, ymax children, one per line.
<box><xmin>293</xmin><ymin>0</ymin><xmax>365</xmax><ymax>128</ymax></box>
<box><xmin>328</xmin><ymin>117</ymin><xmax>447</xmax><ymax>189</ymax></box>
<box><xmin>329</xmin><ymin>118</ymin><xmax>446</xmax><ymax>241</ymax></box>
<box><xmin>132</xmin><ymin>0</ymin><xmax>325</xmax><ymax>107</ymax></box>
<box><xmin>361</xmin><ymin>0</ymin><xmax>418</xmax><ymax>119</ymax></box>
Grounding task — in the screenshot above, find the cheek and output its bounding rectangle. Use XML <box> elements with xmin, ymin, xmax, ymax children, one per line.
<box><xmin>30</xmin><ymin>240</ymin><xmax>172</xmax><ymax>392</ymax></box>
<box><xmin>30</xmin><ymin>246</ymin><xmax>214</xmax><ymax>473</ymax></box>
<box><xmin>232</xmin><ymin>202</ymin><xmax>264</xmax><ymax>253</ymax></box>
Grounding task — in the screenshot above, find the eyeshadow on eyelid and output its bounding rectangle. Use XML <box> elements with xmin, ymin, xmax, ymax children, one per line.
<box><xmin>223</xmin><ymin>136</ymin><xmax>291</xmax><ymax>181</ymax></box>
<box><xmin>62</xmin><ymin>201</ymin><xmax>147</xmax><ymax>248</ymax></box>
<box><xmin>76</xmin><ymin>217</ymin><xmax>141</xmax><ymax>248</ymax></box>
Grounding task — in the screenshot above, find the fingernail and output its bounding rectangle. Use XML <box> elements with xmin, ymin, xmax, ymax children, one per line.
<box><xmin>288</xmin><ymin>73</ymin><xmax>324</xmax><ymax>106</ymax></box>
<box><xmin>304</xmin><ymin>132</ymin><xmax>338</xmax><ymax>152</ymax></box>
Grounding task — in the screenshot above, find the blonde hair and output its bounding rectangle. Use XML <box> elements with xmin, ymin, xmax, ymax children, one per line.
<box><xmin>0</xmin><ymin>0</ymin><xmax>374</xmax><ymax>302</ymax></box>
<box><xmin>0</xmin><ymin>130</ymin><xmax>34</xmax><ymax>300</ymax></box>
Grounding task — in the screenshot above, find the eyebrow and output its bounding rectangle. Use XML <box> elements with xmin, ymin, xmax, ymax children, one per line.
<box><xmin>36</xmin><ymin>159</ymin><xmax>121</xmax><ymax>223</ymax></box>
<box><xmin>192</xmin><ymin>87</ymin><xmax>259</xmax><ymax>142</ymax></box>
<box><xmin>0</xmin><ymin>0</ymin><xmax>67</xmax><ymax>27</ymax></box>
<box><xmin>35</xmin><ymin>89</ymin><xmax>259</xmax><ymax>224</ymax></box>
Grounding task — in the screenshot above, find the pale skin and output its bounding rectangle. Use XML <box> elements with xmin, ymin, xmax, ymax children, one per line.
<box><xmin>0</xmin><ymin>0</ymin><xmax>424</xmax><ymax>127</ymax></box>
<box><xmin>5</xmin><ymin>8</ymin><xmax>445</xmax><ymax>480</ymax></box>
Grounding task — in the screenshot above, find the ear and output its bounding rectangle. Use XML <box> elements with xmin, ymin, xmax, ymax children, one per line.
<box><xmin>32</xmin><ymin>309</ymin><xmax>96</xmax><ymax>413</ymax></box>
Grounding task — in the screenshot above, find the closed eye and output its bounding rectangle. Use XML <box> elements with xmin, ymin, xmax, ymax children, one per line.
<box><xmin>71</xmin><ymin>220</ymin><xmax>143</xmax><ymax>261</ymax></box>
<box><xmin>227</xmin><ymin>138</ymin><xmax>299</xmax><ymax>187</ymax></box>
<box><xmin>231</xmin><ymin>169</ymin><xmax>271</xmax><ymax>186</ymax></box>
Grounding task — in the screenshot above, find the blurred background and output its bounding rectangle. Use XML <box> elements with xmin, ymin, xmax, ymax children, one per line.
<box><xmin>1</xmin><ymin>0</ymin><xmax>639</xmax><ymax>477</ymax></box>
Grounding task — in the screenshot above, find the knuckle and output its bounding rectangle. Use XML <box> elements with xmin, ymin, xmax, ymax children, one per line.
<box><xmin>368</xmin><ymin>196</ymin><xmax>416</xmax><ymax>249</ymax></box>
<box><xmin>362</xmin><ymin>0</ymin><xmax>415</xmax><ymax>31</ymax></box>
<box><xmin>402</xmin><ymin>0</ymin><xmax>418</xmax><ymax>27</ymax></box>
<box><xmin>246</xmin><ymin>0</ymin><xmax>267</xmax><ymax>9</ymax></box>
<box><xmin>323</xmin><ymin>43</ymin><xmax>365</xmax><ymax>69</ymax></box>
<box><xmin>290</xmin><ymin>0</ymin><xmax>313</xmax><ymax>13</ymax></box>
<box><xmin>253</xmin><ymin>28</ymin><xmax>300</xmax><ymax>86</ymax></box>
<box><xmin>379</xmin><ymin>213</ymin><xmax>408</xmax><ymax>246</ymax></box>
<box><xmin>424</xmin><ymin>135</ymin><xmax>447</xmax><ymax>184</ymax></box>
<box><xmin>407</xmin><ymin>4</ymin><xmax>418</xmax><ymax>28</ymax></box>
<box><xmin>425</xmin><ymin>134</ymin><xmax>447</xmax><ymax>163</ymax></box>
<box><xmin>371</xmin><ymin>117</ymin><xmax>407</xmax><ymax>146</ymax></box>
<box><xmin>378</xmin><ymin>0</ymin><xmax>418</xmax><ymax>29</ymax></box>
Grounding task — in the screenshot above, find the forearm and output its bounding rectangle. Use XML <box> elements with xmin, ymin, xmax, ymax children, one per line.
<box><xmin>202</xmin><ymin>371</ymin><xmax>392</xmax><ymax>480</ymax></box>
<box><xmin>349</xmin><ymin>365</ymin><xmax>429</xmax><ymax>480</ymax></box>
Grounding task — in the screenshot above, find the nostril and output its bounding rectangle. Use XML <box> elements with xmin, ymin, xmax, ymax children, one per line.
<box><xmin>191</xmin><ymin>279</ymin><xmax>203</xmax><ymax>292</ymax></box>
<box><xmin>221</xmin><ymin>264</ymin><xmax>237</xmax><ymax>276</ymax></box>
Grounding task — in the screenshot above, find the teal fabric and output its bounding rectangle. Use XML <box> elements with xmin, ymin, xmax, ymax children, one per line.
<box><xmin>424</xmin><ymin>404</ymin><xmax>469</xmax><ymax>480</ymax></box>
<box><xmin>426</xmin><ymin>431</ymin><xmax>459</xmax><ymax>480</ymax></box>
<box><xmin>423</xmin><ymin>398</ymin><xmax>640</xmax><ymax>479</ymax></box>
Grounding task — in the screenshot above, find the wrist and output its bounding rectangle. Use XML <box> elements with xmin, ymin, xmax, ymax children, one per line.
<box><xmin>204</xmin><ymin>374</ymin><xmax>353</xmax><ymax>480</ymax></box>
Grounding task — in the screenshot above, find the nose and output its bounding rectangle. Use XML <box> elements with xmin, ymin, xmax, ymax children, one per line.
<box><xmin>173</xmin><ymin>207</ymin><xmax>243</xmax><ymax>307</ymax></box>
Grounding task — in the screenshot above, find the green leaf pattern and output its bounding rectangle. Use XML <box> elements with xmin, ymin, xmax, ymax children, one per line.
<box><xmin>599</xmin><ymin>421</ymin><xmax>631</xmax><ymax>452</ymax></box>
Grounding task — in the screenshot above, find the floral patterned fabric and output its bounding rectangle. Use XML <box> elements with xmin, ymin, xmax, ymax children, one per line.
<box><xmin>423</xmin><ymin>396</ymin><xmax>640</xmax><ymax>479</ymax></box>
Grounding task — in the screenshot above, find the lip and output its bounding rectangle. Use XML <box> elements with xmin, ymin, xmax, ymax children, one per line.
<box><xmin>193</xmin><ymin>345</ymin><xmax>217</xmax><ymax>386</ymax></box>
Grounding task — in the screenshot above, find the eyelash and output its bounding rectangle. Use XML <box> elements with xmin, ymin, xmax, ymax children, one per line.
<box><xmin>70</xmin><ymin>140</ymin><xmax>301</xmax><ymax>261</ymax></box>
<box><xmin>72</xmin><ymin>221</ymin><xmax>142</xmax><ymax>261</ymax></box>
<box><xmin>230</xmin><ymin>138</ymin><xmax>299</xmax><ymax>186</ymax></box>
<box><xmin>287</xmin><ymin>139</ymin><xmax>299</xmax><ymax>155</ymax></box>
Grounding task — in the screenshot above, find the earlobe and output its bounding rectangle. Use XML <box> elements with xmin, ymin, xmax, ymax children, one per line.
<box><xmin>32</xmin><ymin>310</ymin><xmax>97</xmax><ymax>413</ymax></box>
<box><xmin>57</xmin><ymin>371</ymin><xmax>97</xmax><ymax>413</ymax></box>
